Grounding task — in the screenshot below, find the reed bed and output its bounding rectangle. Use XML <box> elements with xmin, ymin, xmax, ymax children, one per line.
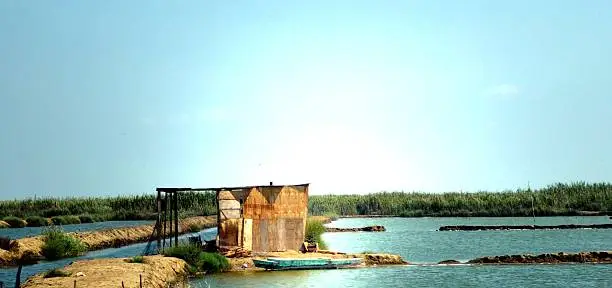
<box><xmin>309</xmin><ymin>182</ymin><xmax>611</xmax><ymax>217</ymax></box>
<box><xmin>0</xmin><ymin>192</ymin><xmax>216</xmax><ymax>221</ymax></box>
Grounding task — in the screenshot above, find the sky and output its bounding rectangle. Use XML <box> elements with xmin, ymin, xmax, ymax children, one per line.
<box><xmin>1</xmin><ymin>1</ymin><xmax>611</xmax><ymax>199</ymax></box>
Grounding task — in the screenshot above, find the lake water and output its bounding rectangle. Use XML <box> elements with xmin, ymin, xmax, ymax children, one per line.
<box><xmin>199</xmin><ymin>216</ymin><xmax>612</xmax><ymax>288</ymax></box>
<box><xmin>0</xmin><ymin>217</ymin><xmax>610</xmax><ymax>288</ymax></box>
<box><xmin>0</xmin><ymin>220</ymin><xmax>154</xmax><ymax>239</ymax></box>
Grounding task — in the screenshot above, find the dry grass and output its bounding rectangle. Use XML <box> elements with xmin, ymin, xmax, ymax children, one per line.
<box><xmin>22</xmin><ymin>255</ymin><xmax>189</xmax><ymax>288</ymax></box>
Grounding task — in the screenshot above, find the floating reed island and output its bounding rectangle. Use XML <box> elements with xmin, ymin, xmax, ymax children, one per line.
<box><xmin>325</xmin><ymin>225</ymin><xmax>386</xmax><ymax>232</ymax></box>
<box><xmin>438</xmin><ymin>224</ymin><xmax>612</xmax><ymax>231</ymax></box>
<box><xmin>437</xmin><ymin>251</ymin><xmax>612</xmax><ymax>265</ymax></box>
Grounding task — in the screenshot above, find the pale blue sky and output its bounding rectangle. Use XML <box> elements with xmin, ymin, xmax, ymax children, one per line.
<box><xmin>1</xmin><ymin>1</ymin><xmax>611</xmax><ymax>199</ymax></box>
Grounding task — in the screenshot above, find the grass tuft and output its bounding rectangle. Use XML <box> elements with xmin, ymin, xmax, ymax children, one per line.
<box><xmin>40</xmin><ymin>226</ymin><xmax>87</xmax><ymax>260</ymax></box>
<box><xmin>305</xmin><ymin>219</ymin><xmax>328</xmax><ymax>250</ymax></box>
<box><xmin>127</xmin><ymin>255</ymin><xmax>145</xmax><ymax>263</ymax></box>
<box><xmin>162</xmin><ymin>244</ymin><xmax>229</xmax><ymax>273</ymax></box>
<box><xmin>43</xmin><ymin>268</ymin><xmax>72</xmax><ymax>278</ymax></box>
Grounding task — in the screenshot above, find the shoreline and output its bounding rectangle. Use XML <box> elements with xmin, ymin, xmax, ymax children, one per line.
<box><xmin>0</xmin><ymin>216</ymin><xmax>217</xmax><ymax>267</ymax></box>
<box><xmin>336</xmin><ymin>213</ymin><xmax>611</xmax><ymax>218</ymax></box>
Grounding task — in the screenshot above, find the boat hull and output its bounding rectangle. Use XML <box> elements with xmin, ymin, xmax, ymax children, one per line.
<box><xmin>253</xmin><ymin>258</ymin><xmax>362</xmax><ymax>270</ymax></box>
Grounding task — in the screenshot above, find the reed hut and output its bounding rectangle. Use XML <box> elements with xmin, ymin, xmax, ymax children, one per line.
<box><xmin>215</xmin><ymin>183</ymin><xmax>309</xmax><ymax>252</ymax></box>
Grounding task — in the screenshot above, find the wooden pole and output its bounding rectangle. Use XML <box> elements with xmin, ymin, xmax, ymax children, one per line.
<box><xmin>174</xmin><ymin>192</ymin><xmax>179</xmax><ymax>246</ymax></box>
<box><xmin>14</xmin><ymin>264</ymin><xmax>22</xmax><ymax>288</ymax></box>
<box><xmin>169</xmin><ymin>192</ymin><xmax>173</xmax><ymax>248</ymax></box>
<box><xmin>163</xmin><ymin>193</ymin><xmax>168</xmax><ymax>250</ymax></box>
<box><xmin>73</xmin><ymin>280</ymin><xmax>76</xmax><ymax>288</ymax></box>
<box><xmin>140</xmin><ymin>274</ymin><xmax>142</xmax><ymax>288</ymax></box>
<box><xmin>156</xmin><ymin>190</ymin><xmax>162</xmax><ymax>253</ymax></box>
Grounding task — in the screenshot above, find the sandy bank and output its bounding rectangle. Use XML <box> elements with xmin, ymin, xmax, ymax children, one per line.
<box><xmin>0</xmin><ymin>220</ymin><xmax>9</xmax><ymax>229</ymax></box>
<box><xmin>226</xmin><ymin>250</ymin><xmax>407</xmax><ymax>271</ymax></box>
<box><xmin>0</xmin><ymin>216</ymin><xmax>216</xmax><ymax>267</ymax></box>
<box><xmin>22</xmin><ymin>256</ymin><xmax>188</xmax><ymax>288</ymax></box>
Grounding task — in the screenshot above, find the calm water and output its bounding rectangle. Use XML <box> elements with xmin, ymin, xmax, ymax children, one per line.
<box><xmin>200</xmin><ymin>216</ymin><xmax>612</xmax><ymax>288</ymax></box>
<box><xmin>0</xmin><ymin>220</ymin><xmax>154</xmax><ymax>239</ymax></box>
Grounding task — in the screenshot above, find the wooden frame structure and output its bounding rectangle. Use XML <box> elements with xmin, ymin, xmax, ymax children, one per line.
<box><xmin>155</xmin><ymin>183</ymin><xmax>309</xmax><ymax>253</ymax></box>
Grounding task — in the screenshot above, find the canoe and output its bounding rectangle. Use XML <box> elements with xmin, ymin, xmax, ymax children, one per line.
<box><xmin>253</xmin><ymin>257</ymin><xmax>362</xmax><ymax>270</ymax></box>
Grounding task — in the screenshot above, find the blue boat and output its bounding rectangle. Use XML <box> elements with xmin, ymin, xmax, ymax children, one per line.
<box><xmin>253</xmin><ymin>257</ymin><xmax>363</xmax><ymax>270</ymax></box>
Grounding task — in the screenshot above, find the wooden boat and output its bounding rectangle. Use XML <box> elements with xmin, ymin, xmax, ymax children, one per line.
<box><xmin>253</xmin><ymin>257</ymin><xmax>362</xmax><ymax>270</ymax></box>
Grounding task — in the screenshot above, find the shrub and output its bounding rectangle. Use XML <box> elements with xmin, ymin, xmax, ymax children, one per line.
<box><xmin>305</xmin><ymin>219</ymin><xmax>328</xmax><ymax>249</ymax></box>
<box><xmin>197</xmin><ymin>252</ymin><xmax>230</xmax><ymax>273</ymax></box>
<box><xmin>26</xmin><ymin>216</ymin><xmax>49</xmax><ymax>227</ymax></box>
<box><xmin>2</xmin><ymin>216</ymin><xmax>26</xmax><ymax>228</ymax></box>
<box><xmin>40</xmin><ymin>226</ymin><xmax>87</xmax><ymax>260</ymax></box>
<box><xmin>78</xmin><ymin>215</ymin><xmax>95</xmax><ymax>223</ymax></box>
<box><xmin>44</xmin><ymin>268</ymin><xmax>71</xmax><ymax>278</ymax></box>
<box><xmin>162</xmin><ymin>244</ymin><xmax>229</xmax><ymax>273</ymax></box>
<box><xmin>51</xmin><ymin>216</ymin><xmax>81</xmax><ymax>225</ymax></box>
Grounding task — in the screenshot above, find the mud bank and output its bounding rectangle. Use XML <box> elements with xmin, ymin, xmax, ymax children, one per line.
<box><xmin>325</xmin><ymin>225</ymin><xmax>386</xmax><ymax>232</ymax></box>
<box><xmin>22</xmin><ymin>256</ymin><xmax>188</xmax><ymax>288</ymax></box>
<box><xmin>0</xmin><ymin>216</ymin><xmax>216</xmax><ymax>267</ymax></box>
<box><xmin>467</xmin><ymin>251</ymin><xmax>612</xmax><ymax>264</ymax></box>
<box><xmin>438</xmin><ymin>224</ymin><xmax>612</xmax><ymax>231</ymax></box>
<box><xmin>226</xmin><ymin>250</ymin><xmax>407</xmax><ymax>271</ymax></box>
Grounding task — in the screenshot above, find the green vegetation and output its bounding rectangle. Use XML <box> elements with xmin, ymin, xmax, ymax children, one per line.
<box><xmin>25</xmin><ymin>216</ymin><xmax>49</xmax><ymax>227</ymax></box>
<box><xmin>51</xmin><ymin>215</ymin><xmax>81</xmax><ymax>225</ymax></box>
<box><xmin>0</xmin><ymin>193</ymin><xmax>216</xmax><ymax>222</ymax></box>
<box><xmin>128</xmin><ymin>255</ymin><xmax>145</xmax><ymax>263</ymax></box>
<box><xmin>2</xmin><ymin>216</ymin><xmax>26</xmax><ymax>228</ymax></box>
<box><xmin>78</xmin><ymin>214</ymin><xmax>95</xmax><ymax>223</ymax></box>
<box><xmin>305</xmin><ymin>219</ymin><xmax>328</xmax><ymax>250</ymax></box>
<box><xmin>43</xmin><ymin>268</ymin><xmax>72</xmax><ymax>278</ymax></box>
<box><xmin>309</xmin><ymin>182</ymin><xmax>611</xmax><ymax>217</ymax></box>
<box><xmin>162</xmin><ymin>244</ymin><xmax>230</xmax><ymax>273</ymax></box>
<box><xmin>1</xmin><ymin>182</ymin><xmax>609</xmax><ymax>224</ymax></box>
<box><xmin>40</xmin><ymin>226</ymin><xmax>87</xmax><ymax>260</ymax></box>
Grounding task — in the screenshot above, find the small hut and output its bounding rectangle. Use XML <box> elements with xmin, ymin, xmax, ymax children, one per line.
<box><xmin>215</xmin><ymin>183</ymin><xmax>309</xmax><ymax>252</ymax></box>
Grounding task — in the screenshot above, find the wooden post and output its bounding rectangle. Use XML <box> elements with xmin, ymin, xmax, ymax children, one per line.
<box><xmin>15</xmin><ymin>264</ymin><xmax>22</xmax><ymax>288</ymax></box>
<box><xmin>174</xmin><ymin>192</ymin><xmax>179</xmax><ymax>246</ymax></box>
<box><xmin>73</xmin><ymin>280</ymin><xmax>76</xmax><ymax>288</ymax></box>
<box><xmin>121</xmin><ymin>281</ymin><xmax>125</xmax><ymax>288</ymax></box>
<box><xmin>140</xmin><ymin>274</ymin><xmax>142</xmax><ymax>288</ymax></box>
<box><xmin>163</xmin><ymin>193</ymin><xmax>168</xmax><ymax>250</ymax></box>
<box><xmin>169</xmin><ymin>192</ymin><xmax>173</xmax><ymax>248</ymax></box>
<box><xmin>156</xmin><ymin>190</ymin><xmax>162</xmax><ymax>253</ymax></box>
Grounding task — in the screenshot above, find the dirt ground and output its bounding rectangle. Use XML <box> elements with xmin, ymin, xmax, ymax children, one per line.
<box><xmin>22</xmin><ymin>255</ymin><xmax>189</xmax><ymax>288</ymax></box>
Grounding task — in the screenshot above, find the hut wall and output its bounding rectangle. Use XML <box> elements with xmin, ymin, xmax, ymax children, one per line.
<box><xmin>216</xmin><ymin>185</ymin><xmax>308</xmax><ymax>252</ymax></box>
<box><xmin>243</xmin><ymin>185</ymin><xmax>308</xmax><ymax>252</ymax></box>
